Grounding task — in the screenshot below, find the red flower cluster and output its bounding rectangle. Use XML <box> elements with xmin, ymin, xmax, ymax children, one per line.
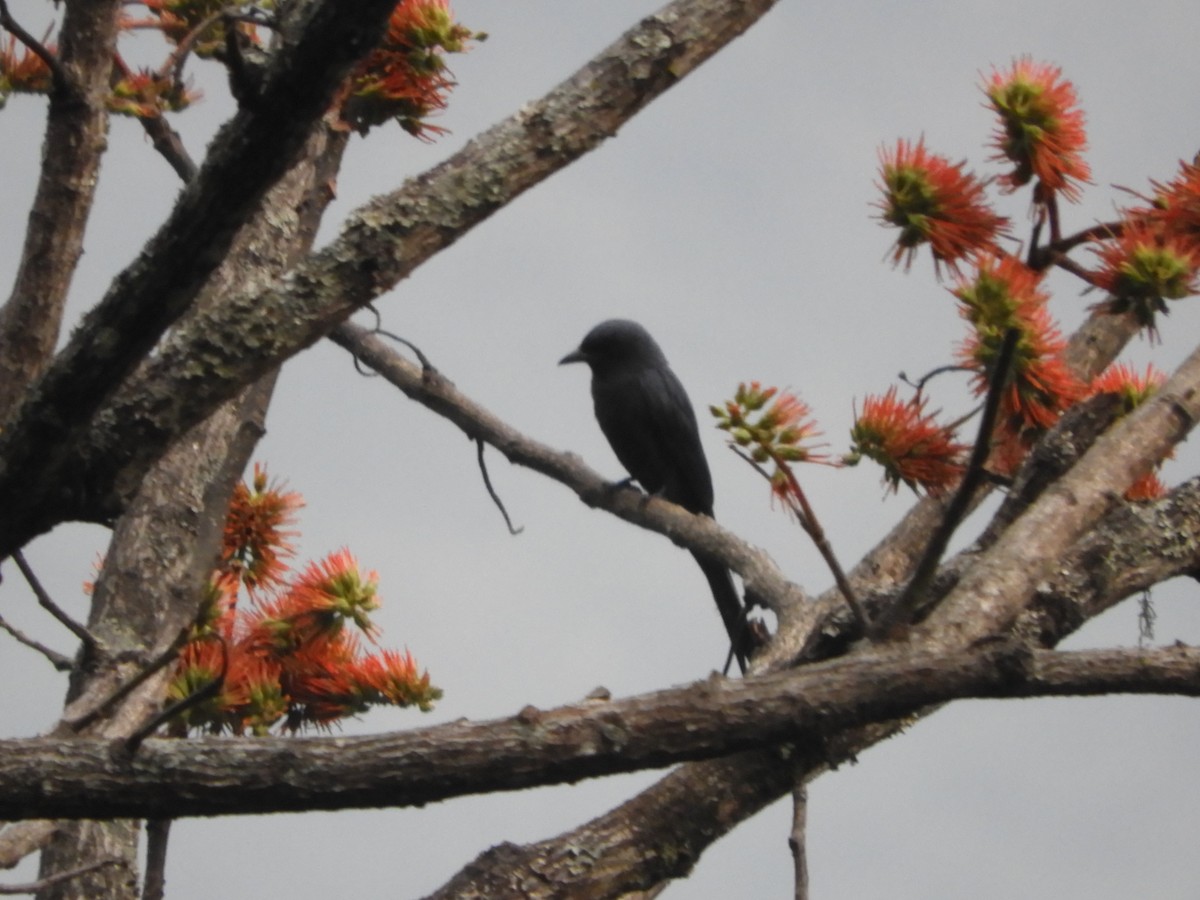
<box><xmin>339</xmin><ymin>0</ymin><xmax>480</xmax><ymax>137</ymax></box>
<box><xmin>127</xmin><ymin>0</ymin><xmax>261</xmax><ymax>57</ymax></box>
<box><xmin>713</xmin><ymin>382</ymin><xmax>827</xmax><ymax>505</ymax></box>
<box><xmin>172</xmin><ymin>465</ymin><xmax>439</xmax><ymax>736</ymax></box>
<box><xmin>1091</xmin><ymin>159</ymin><xmax>1200</xmax><ymax>338</ymax></box>
<box><xmin>847</xmin><ymin>387</ymin><xmax>967</xmax><ymax>496</ymax></box>
<box><xmin>984</xmin><ymin>57</ymin><xmax>1091</xmax><ymax>203</ymax></box>
<box><xmin>107</xmin><ymin>66</ymin><xmax>199</xmax><ymax>118</ymax></box>
<box><xmin>1087</xmin><ymin>363</ymin><xmax>1169</xmax><ymax>500</ymax></box>
<box><xmin>875</xmin><ymin>137</ymin><xmax>1008</xmax><ymax>275</ymax></box>
<box><xmin>953</xmin><ymin>254</ymin><xmax>1082</xmax><ymax>469</ymax></box>
<box><xmin>0</xmin><ymin>35</ymin><xmax>53</xmax><ymax>103</ymax></box>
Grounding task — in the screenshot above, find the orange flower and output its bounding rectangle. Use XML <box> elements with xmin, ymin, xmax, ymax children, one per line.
<box><xmin>847</xmin><ymin>388</ymin><xmax>968</xmax><ymax>496</ymax></box>
<box><xmin>1091</xmin><ymin>221</ymin><xmax>1200</xmax><ymax>338</ymax></box>
<box><xmin>107</xmin><ymin>67</ymin><xmax>199</xmax><ymax>118</ymax></box>
<box><xmin>954</xmin><ymin>255</ymin><xmax>1083</xmax><ymax>433</ymax></box>
<box><xmin>985</xmin><ymin>57</ymin><xmax>1090</xmax><ymax>202</ymax></box>
<box><xmin>129</xmin><ymin>0</ymin><xmax>260</xmax><ymax>56</ymax></box>
<box><xmin>714</xmin><ymin>383</ymin><xmax>826</xmax><ymax>463</ymax></box>
<box><xmin>1138</xmin><ymin>158</ymin><xmax>1200</xmax><ymax>250</ymax></box>
<box><xmin>713</xmin><ymin>382</ymin><xmax>829</xmax><ymax>508</ymax></box>
<box><xmin>171</xmin><ymin>464</ymin><xmax>438</xmax><ymax>735</ymax></box>
<box><xmin>875</xmin><ymin>138</ymin><xmax>1008</xmax><ymax>275</ymax></box>
<box><xmin>0</xmin><ymin>36</ymin><xmax>54</xmax><ymax>101</ymax></box>
<box><xmin>1088</xmin><ymin>362</ymin><xmax>1169</xmax><ymax>501</ymax></box>
<box><xmin>288</xmin><ymin>549</ymin><xmax>381</xmax><ymax>634</ymax></box>
<box><xmin>340</xmin><ymin>0</ymin><xmax>478</xmax><ymax>137</ymax></box>
<box><xmin>1088</xmin><ymin>362</ymin><xmax>1165</xmax><ymax>413</ymax></box>
<box><xmin>354</xmin><ymin>648</ymin><xmax>442</xmax><ymax>711</ymax></box>
<box><xmin>222</xmin><ymin>463</ymin><xmax>303</xmax><ymax>592</ymax></box>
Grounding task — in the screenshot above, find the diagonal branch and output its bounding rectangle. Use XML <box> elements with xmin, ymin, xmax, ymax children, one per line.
<box><xmin>0</xmin><ymin>0</ymin><xmax>786</xmax><ymax>560</ymax></box>
<box><xmin>326</xmin><ymin>322</ymin><xmax>808</xmax><ymax>628</ymax></box>
<box><xmin>0</xmin><ymin>0</ymin><xmax>122</xmax><ymax>418</ymax></box>
<box><xmin>919</xmin><ymin>340</ymin><xmax>1200</xmax><ymax>647</ymax></box>
<box><xmin>0</xmin><ymin>0</ymin><xmax>399</xmax><ymax>556</ymax></box>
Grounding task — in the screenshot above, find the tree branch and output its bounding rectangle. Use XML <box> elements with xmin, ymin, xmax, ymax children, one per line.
<box><xmin>0</xmin><ymin>0</ymin><xmax>399</xmax><ymax>556</ymax></box>
<box><xmin>326</xmin><ymin>322</ymin><xmax>809</xmax><ymax>631</ymax></box>
<box><xmin>919</xmin><ymin>341</ymin><xmax>1200</xmax><ymax>647</ymax></box>
<box><xmin>0</xmin><ymin>0</ymin><xmax>122</xmax><ymax>418</ymax></box>
<box><xmin>1</xmin><ymin>643</ymin><xmax>1198</xmax><ymax>821</ymax></box>
<box><xmin>0</xmin><ymin>0</ymin><xmax>786</xmax><ymax>560</ymax></box>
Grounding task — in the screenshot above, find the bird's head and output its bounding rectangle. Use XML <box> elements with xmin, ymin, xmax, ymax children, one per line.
<box><xmin>558</xmin><ymin>319</ymin><xmax>668</xmax><ymax>374</ymax></box>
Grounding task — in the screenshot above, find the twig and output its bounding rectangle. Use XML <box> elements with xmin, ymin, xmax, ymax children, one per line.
<box><xmin>870</xmin><ymin>327</ymin><xmax>1020</xmax><ymax>638</ymax></box>
<box><xmin>65</xmin><ymin>623</ymin><xmax>193</xmax><ymax>733</ymax></box>
<box><xmin>0</xmin><ymin>0</ymin><xmax>68</xmax><ymax>92</ymax></box>
<box><xmin>0</xmin><ymin>858</ymin><xmax>125</xmax><ymax>895</ymax></box>
<box><xmin>348</xmin><ymin>311</ymin><xmax>523</xmax><ymax>536</ymax></box>
<box><xmin>897</xmin><ymin>363</ymin><xmax>973</xmax><ymax>393</ymax></box>
<box><xmin>11</xmin><ymin>550</ymin><xmax>97</xmax><ymax>653</ymax></box>
<box><xmin>788</xmin><ymin>780</ymin><xmax>809</xmax><ymax>900</ymax></box>
<box><xmin>139</xmin><ymin>115</ymin><xmax>199</xmax><ymax>182</ymax></box>
<box><xmin>476</xmin><ymin>439</ymin><xmax>523</xmax><ymax>535</ymax></box>
<box><xmin>0</xmin><ymin>612</ymin><xmax>73</xmax><ymax>670</ymax></box>
<box><xmin>731</xmin><ymin>447</ymin><xmax>868</xmax><ymax>633</ymax></box>
<box><xmin>142</xmin><ymin>818</ymin><xmax>171</xmax><ymax>900</ymax></box>
<box><xmin>350</xmin><ymin>305</ymin><xmax>436</xmax><ymax>377</ymax></box>
<box><xmin>1051</xmin><ymin>252</ymin><xmax>1103</xmax><ymax>288</ymax></box>
<box><xmin>122</xmin><ymin>635</ymin><xmax>227</xmax><ymax>753</ymax></box>
<box><xmin>1045</xmin><ymin>192</ymin><xmax>1062</xmax><ymax>245</ymax></box>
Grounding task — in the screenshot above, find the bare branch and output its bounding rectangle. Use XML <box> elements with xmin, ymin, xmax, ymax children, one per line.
<box><xmin>328</xmin><ymin>322</ymin><xmax>808</xmax><ymax>630</ymax></box>
<box><xmin>0</xmin><ymin>0</ymin><xmax>787</xmax><ymax>559</ymax></box>
<box><xmin>11</xmin><ymin>550</ymin><xmax>95</xmax><ymax>653</ymax></box>
<box><xmin>0</xmin><ymin>613</ymin><xmax>73</xmax><ymax>671</ymax></box>
<box><xmin>0</xmin><ymin>0</ymin><xmax>122</xmax><ymax>418</ymax></box>
<box><xmin>919</xmin><ymin>341</ymin><xmax>1200</xmax><ymax>647</ymax></box>
<box><xmin>871</xmin><ymin>327</ymin><xmax>1019</xmax><ymax>638</ymax></box>
<box><xmin>0</xmin><ymin>0</ymin><xmax>400</xmax><ymax>555</ymax></box>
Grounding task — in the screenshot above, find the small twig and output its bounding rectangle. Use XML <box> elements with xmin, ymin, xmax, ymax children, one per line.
<box><xmin>123</xmin><ymin>635</ymin><xmax>227</xmax><ymax>753</ymax></box>
<box><xmin>897</xmin><ymin>363</ymin><xmax>974</xmax><ymax>393</ymax></box>
<box><xmin>139</xmin><ymin>115</ymin><xmax>199</xmax><ymax>182</ymax></box>
<box><xmin>1051</xmin><ymin>252</ymin><xmax>1103</xmax><ymax>288</ymax></box>
<box><xmin>142</xmin><ymin>818</ymin><xmax>171</xmax><ymax>900</ymax></box>
<box><xmin>66</xmin><ymin>623</ymin><xmax>193</xmax><ymax>733</ymax></box>
<box><xmin>731</xmin><ymin>447</ymin><xmax>868</xmax><ymax>632</ymax></box>
<box><xmin>0</xmin><ymin>0</ymin><xmax>68</xmax><ymax>92</ymax></box>
<box><xmin>0</xmin><ymin>612</ymin><xmax>73</xmax><ymax>670</ymax></box>
<box><xmin>11</xmin><ymin>550</ymin><xmax>97</xmax><ymax>653</ymax></box>
<box><xmin>476</xmin><ymin>439</ymin><xmax>523</xmax><ymax>535</ymax></box>
<box><xmin>1045</xmin><ymin>193</ymin><xmax>1062</xmax><ymax>245</ymax></box>
<box><xmin>788</xmin><ymin>780</ymin><xmax>809</xmax><ymax>900</ymax></box>
<box><xmin>0</xmin><ymin>858</ymin><xmax>125</xmax><ymax>895</ymax></box>
<box><xmin>350</xmin><ymin>306</ymin><xmax>436</xmax><ymax>376</ymax></box>
<box><xmin>870</xmin><ymin>327</ymin><xmax>1020</xmax><ymax>639</ymax></box>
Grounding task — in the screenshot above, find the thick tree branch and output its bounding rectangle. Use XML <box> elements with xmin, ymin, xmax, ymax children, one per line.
<box><xmin>0</xmin><ymin>0</ymin><xmax>122</xmax><ymax>418</ymax></box>
<box><xmin>1</xmin><ymin>643</ymin><xmax>1199</xmax><ymax>821</ymax></box>
<box><xmin>0</xmin><ymin>0</ymin><xmax>398</xmax><ymax>556</ymax></box>
<box><xmin>425</xmin><ymin>472</ymin><xmax>1200</xmax><ymax>897</ymax></box>
<box><xmin>0</xmin><ymin>0</ymin><xmax>785</xmax><ymax>560</ymax></box>
<box><xmin>920</xmin><ymin>341</ymin><xmax>1200</xmax><ymax>647</ymax></box>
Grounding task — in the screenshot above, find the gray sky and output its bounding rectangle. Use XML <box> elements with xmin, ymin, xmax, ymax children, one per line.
<box><xmin>3</xmin><ymin>1</ymin><xmax>1200</xmax><ymax>897</ymax></box>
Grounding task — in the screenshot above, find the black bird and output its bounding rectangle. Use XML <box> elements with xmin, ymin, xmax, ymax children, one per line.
<box><xmin>559</xmin><ymin>319</ymin><xmax>750</xmax><ymax>672</ymax></box>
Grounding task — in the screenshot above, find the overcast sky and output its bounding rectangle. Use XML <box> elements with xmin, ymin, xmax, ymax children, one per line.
<box><xmin>3</xmin><ymin>1</ymin><xmax>1200</xmax><ymax>897</ymax></box>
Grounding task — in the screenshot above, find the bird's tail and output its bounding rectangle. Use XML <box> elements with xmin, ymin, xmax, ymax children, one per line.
<box><xmin>691</xmin><ymin>550</ymin><xmax>750</xmax><ymax>674</ymax></box>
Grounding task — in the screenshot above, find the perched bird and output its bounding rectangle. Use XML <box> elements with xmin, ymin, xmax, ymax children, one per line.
<box><xmin>559</xmin><ymin>319</ymin><xmax>750</xmax><ymax>672</ymax></box>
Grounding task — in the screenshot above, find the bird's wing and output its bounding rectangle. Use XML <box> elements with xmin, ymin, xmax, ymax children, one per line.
<box><xmin>594</xmin><ymin>365</ymin><xmax>715</xmax><ymax>515</ymax></box>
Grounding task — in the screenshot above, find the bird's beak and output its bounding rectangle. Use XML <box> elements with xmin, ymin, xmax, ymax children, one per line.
<box><xmin>558</xmin><ymin>347</ymin><xmax>587</xmax><ymax>366</ymax></box>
